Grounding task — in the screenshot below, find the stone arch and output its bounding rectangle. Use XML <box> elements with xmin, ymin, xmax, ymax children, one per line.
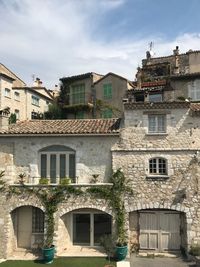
<box><xmin>127</xmin><ymin>201</ymin><xmax>187</xmax><ymax>215</ymax></box>
<box><xmin>8</xmin><ymin>201</ymin><xmax>45</xmax><ymax>214</ymax></box>
<box><xmin>59</xmin><ymin>203</ymin><xmax>113</xmax><ymax>217</ymax></box>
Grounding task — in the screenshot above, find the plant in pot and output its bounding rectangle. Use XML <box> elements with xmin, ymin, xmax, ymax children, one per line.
<box><xmin>39</xmin><ymin>178</ymin><xmax>49</xmax><ymax>185</ymax></box>
<box><xmin>18</xmin><ymin>173</ymin><xmax>26</xmax><ymax>185</ymax></box>
<box><xmin>60</xmin><ymin>177</ymin><xmax>71</xmax><ymax>185</ymax></box>
<box><xmin>109</xmin><ymin>168</ymin><xmax>133</xmax><ymax>261</ymax></box>
<box><xmin>100</xmin><ymin>235</ymin><xmax>115</xmax><ymax>267</ymax></box>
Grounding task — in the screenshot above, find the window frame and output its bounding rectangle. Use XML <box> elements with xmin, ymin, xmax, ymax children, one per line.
<box><xmin>14</xmin><ymin>109</ymin><xmax>20</xmax><ymax>120</ymax></box>
<box><xmin>70</xmin><ymin>84</ymin><xmax>85</xmax><ymax>105</ymax></box>
<box><xmin>188</xmin><ymin>79</ymin><xmax>200</xmax><ymax>101</ymax></box>
<box><xmin>149</xmin><ymin>157</ymin><xmax>167</xmax><ymax>176</ymax></box>
<box><xmin>14</xmin><ymin>91</ymin><xmax>20</xmax><ymax>101</ymax></box>
<box><xmin>4</xmin><ymin>88</ymin><xmax>11</xmax><ymax>98</ymax></box>
<box><xmin>32</xmin><ymin>207</ymin><xmax>44</xmax><ymax>234</ymax></box>
<box><xmin>39</xmin><ymin>146</ymin><xmax>76</xmax><ymax>183</ymax></box>
<box><xmin>32</xmin><ymin>95</ymin><xmax>40</xmax><ymax>106</ymax></box>
<box><xmin>148</xmin><ymin>114</ymin><xmax>166</xmax><ymax>134</ymax></box>
<box><xmin>103</xmin><ymin>83</ymin><xmax>112</xmax><ymax>99</ymax></box>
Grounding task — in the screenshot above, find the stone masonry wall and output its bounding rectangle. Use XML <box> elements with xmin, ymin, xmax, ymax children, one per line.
<box><xmin>112</xmin><ymin>107</ymin><xmax>200</xmax><ymax>250</ymax></box>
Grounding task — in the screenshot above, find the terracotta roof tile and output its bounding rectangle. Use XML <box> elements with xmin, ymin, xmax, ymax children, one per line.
<box><xmin>190</xmin><ymin>103</ymin><xmax>200</xmax><ymax>112</ymax></box>
<box><xmin>124</xmin><ymin>102</ymin><xmax>190</xmax><ymax>110</ymax></box>
<box><xmin>0</xmin><ymin>119</ymin><xmax>121</xmax><ymax>135</ymax></box>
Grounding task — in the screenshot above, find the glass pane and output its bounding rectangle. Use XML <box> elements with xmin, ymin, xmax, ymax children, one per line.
<box><xmin>60</xmin><ymin>154</ymin><xmax>66</xmax><ymax>178</ymax></box>
<box><xmin>41</xmin><ymin>154</ymin><xmax>47</xmax><ymax>178</ymax></box>
<box><xmin>50</xmin><ymin>154</ymin><xmax>56</xmax><ymax>183</ymax></box>
<box><xmin>32</xmin><ymin>207</ymin><xmax>44</xmax><ymax>233</ymax></box>
<box><xmin>69</xmin><ymin>154</ymin><xmax>75</xmax><ymax>181</ymax></box>
<box><xmin>73</xmin><ymin>214</ymin><xmax>90</xmax><ymax>245</ymax></box>
<box><xmin>149</xmin><ymin>94</ymin><xmax>162</xmax><ymax>102</ymax></box>
<box><xmin>94</xmin><ymin>214</ymin><xmax>111</xmax><ymax>245</ymax></box>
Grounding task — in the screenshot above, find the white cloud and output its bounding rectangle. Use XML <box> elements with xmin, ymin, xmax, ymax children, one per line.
<box><xmin>0</xmin><ymin>0</ymin><xmax>200</xmax><ymax>88</ymax></box>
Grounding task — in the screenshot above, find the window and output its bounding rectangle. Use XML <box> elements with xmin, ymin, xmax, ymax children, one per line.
<box><xmin>148</xmin><ymin>114</ymin><xmax>166</xmax><ymax>133</ymax></box>
<box><xmin>73</xmin><ymin>212</ymin><xmax>111</xmax><ymax>246</ymax></box>
<box><xmin>14</xmin><ymin>92</ymin><xmax>20</xmax><ymax>101</ymax></box>
<box><xmin>4</xmin><ymin>88</ymin><xmax>11</xmax><ymax>98</ymax></box>
<box><xmin>102</xmin><ymin>109</ymin><xmax>112</xmax><ymax>118</ymax></box>
<box><xmin>32</xmin><ymin>207</ymin><xmax>44</xmax><ymax>233</ymax></box>
<box><xmin>149</xmin><ymin>158</ymin><xmax>167</xmax><ymax>175</ymax></box>
<box><xmin>188</xmin><ymin>79</ymin><xmax>200</xmax><ymax>101</ymax></box>
<box><xmin>103</xmin><ymin>83</ymin><xmax>112</xmax><ymax>99</ymax></box>
<box><xmin>32</xmin><ymin>95</ymin><xmax>40</xmax><ymax>106</ymax></box>
<box><xmin>71</xmin><ymin>84</ymin><xmax>85</xmax><ymax>104</ymax></box>
<box><xmin>15</xmin><ymin>109</ymin><xmax>20</xmax><ymax>120</ymax></box>
<box><xmin>39</xmin><ymin>145</ymin><xmax>75</xmax><ymax>183</ymax></box>
<box><xmin>149</xmin><ymin>93</ymin><xmax>162</xmax><ymax>102</ymax></box>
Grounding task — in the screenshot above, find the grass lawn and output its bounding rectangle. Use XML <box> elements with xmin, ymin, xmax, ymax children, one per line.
<box><xmin>0</xmin><ymin>257</ymin><xmax>116</xmax><ymax>267</ymax></box>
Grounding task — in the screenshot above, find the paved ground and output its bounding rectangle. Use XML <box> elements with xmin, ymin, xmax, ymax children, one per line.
<box><xmin>130</xmin><ymin>255</ymin><xmax>196</xmax><ymax>267</ymax></box>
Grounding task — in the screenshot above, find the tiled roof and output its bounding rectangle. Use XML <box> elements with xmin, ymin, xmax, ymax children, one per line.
<box><xmin>124</xmin><ymin>102</ymin><xmax>190</xmax><ymax>110</ymax></box>
<box><xmin>93</xmin><ymin>72</ymin><xmax>131</xmax><ymax>85</ymax></box>
<box><xmin>60</xmin><ymin>72</ymin><xmax>103</xmax><ymax>82</ymax></box>
<box><xmin>0</xmin><ymin>119</ymin><xmax>121</xmax><ymax>135</ymax></box>
<box><xmin>190</xmin><ymin>103</ymin><xmax>200</xmax><ymax>112</ymax></box>
<box><xmin>141</xmin><ymin>80</ymin><xmax>166</xmax><ymax>88</ymax></box>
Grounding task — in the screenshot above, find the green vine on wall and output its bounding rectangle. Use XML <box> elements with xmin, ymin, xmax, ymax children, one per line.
<box><xmin>0</xmin><ymin>169</ymin><xmax>133</xmax><ymax>248</ymax></box>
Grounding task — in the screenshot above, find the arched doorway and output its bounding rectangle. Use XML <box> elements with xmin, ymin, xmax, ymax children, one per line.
<box><xmin>11</xmin><ymin>206</ymin><xmax>44</xmax><ymax>249</ymax></box>
<box><xmin>58</xmin><ymin>208</ymin><xmax>112</xmax><ymax>253</ymax></box>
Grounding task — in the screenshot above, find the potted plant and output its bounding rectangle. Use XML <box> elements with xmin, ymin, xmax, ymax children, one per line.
<box><xmin>18</xmin><ymin>173</ymin><xmax>26</xmax><ymax>184</ymax></box>
<box><xmin>100</xmin><ymin>235</ymin><xmax>115</xmax><ymax>267</ymax></box>
<box><xmin>189</xmin><ymin>244</ymin><xmax>200</xmax><ymax>266</ymax></box>
<box><xmin>60</xmin><ymin>177</ymin><xmax>71</xmax><ymax>185</ymax></box>
<box><xmin>39</xmin><ymin>178</ymin><xmax>49</xmax><ymax>185</ymax></box>
<box><xmin>91</xmin><ymin>174</ymin><xmax>99</xmax><ymax>183</ymax></box>
<box><xmin>109</xmin><ymin>169</ymin><xmax>131</xmax><ymax>261</ymax></box>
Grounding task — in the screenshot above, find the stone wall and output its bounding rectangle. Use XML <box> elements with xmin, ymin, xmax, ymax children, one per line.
<box><xmin>112</xmin><ymin>106</ymin><xmax>200</xmax><ymax>250</ymax></box>
<box><xmin>0</xmin><ymin>135</ymin><xmax>117</xmax><ymax>184</ymax></box>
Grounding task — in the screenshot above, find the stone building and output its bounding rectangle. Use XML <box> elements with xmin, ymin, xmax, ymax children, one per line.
<box><xmin>112</xmin><ymin>101</ymin><xmax>200</xmax><ymax>253</ymax></box>
<box><xmin>129</xmin><ymin>47</ymin><xmax>200</xmax><ymax>103</ymax></box>
<box><xmin>0</xmin><ymin>118</ymin><xmax>120</xmax><ymax>258</ymax></box>
<box><xmin>59</xmin><ymin>72</ymin><xmax>134</xmax><ymax>119</ymax></box>
<box><xmin>0</xmin><ymin>64</ymin><xmax>54</xmax><ymax>120</ymax></box>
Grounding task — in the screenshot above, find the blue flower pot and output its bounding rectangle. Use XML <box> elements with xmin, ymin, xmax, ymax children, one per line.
<box><xmin>42</xmin><ymin>246</ymin><xmax>55</xmax><ymax>264</ymax></box>
<box><xmin>115</xmin><ymin>245</ymin><xmax>128</xmax><ymax>261</ymax></box>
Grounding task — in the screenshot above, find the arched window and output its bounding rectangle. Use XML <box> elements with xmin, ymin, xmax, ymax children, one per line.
<box><xmin>39</xmin><ymin>145</ymin><xmax>75</xmax><ymax>183</ymax></box>
<box><xmin>149</xmin><ymin>158</ymin><xmax>167</xmax><ymax>175</ymax></box>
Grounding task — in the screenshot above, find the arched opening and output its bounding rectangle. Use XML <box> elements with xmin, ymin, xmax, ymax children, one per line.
<box><xmin>57</xmin><ymin>208</ymin><xmax>112</xmax><ymax>255</ymax></box>
<box><xmin>10</xmin><ymin>206</ymin><xmax>44</xmax><ymax>251</ymax></box>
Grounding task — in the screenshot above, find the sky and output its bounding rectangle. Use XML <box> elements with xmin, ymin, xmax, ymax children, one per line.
<box><xmin>0</xmin><ymin>0</ymin><xmax>200</xmax><ymax>88</ymax></box>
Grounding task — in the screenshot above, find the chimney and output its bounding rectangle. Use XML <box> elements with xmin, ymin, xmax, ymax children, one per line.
<box><xmin>33</xmin><ymin>77</ymin><xmax>43</xmax><ymax>87</ymax></box>
<box><xmin>173</xmin><ymin>46</ymin><xmax>179</xmax><ymax>55</ymax></box>
<box><xmin>0</xmin><ymin>107</ymin><xmax>10</xmax><ymax>130</ymax></box>
<box><xmin>136</xmin><ymin>67</ymin><xmax>142</xmax><ymax>89</ymax></box>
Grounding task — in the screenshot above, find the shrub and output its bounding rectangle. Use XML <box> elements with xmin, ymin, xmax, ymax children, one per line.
<box><xmin>39</xmin><ymin>178</ymin><xmax>49</xmax><ymax>185</ymax></box>
<box><xmin>189</xmin><ymin>244</ymin><xmax>200</xmax><ymax>256</ymax></box>
<box><xmin>60</xmin><ymin>177</ymin><xmax>71</xmax><ymax>185</ymax></box>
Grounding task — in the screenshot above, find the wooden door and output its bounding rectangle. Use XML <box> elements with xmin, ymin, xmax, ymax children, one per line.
<box><xmin>139</xmin><ymin>211</ymin><xmax>180</xmax><ymax>252</ymax></box>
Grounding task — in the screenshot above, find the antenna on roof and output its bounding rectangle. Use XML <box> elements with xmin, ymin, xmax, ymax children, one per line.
<box><xmin>31</xmin><ymin>74</ymin><xmax>35</xmax><ymax>81</ymax></box>
<box><xmin>149</xmin><ymin>41</ymin><xmax>155</xmax><ymax>57</ymax></box>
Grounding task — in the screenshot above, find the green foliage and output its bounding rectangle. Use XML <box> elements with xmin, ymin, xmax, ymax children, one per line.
<box><xmin>44</xmin><ymin>103</ymin><xmax>63</xmax><ymax>119</ymax></box>
<box><xmin>87</xmin><ymin>168</ymin><xmax>133</xmax><ymax>246</ymax></box>
<box><xmin>100</xmin><ymin>234</ymin><xmax>115</xmax><ymax>262</ymax></box>
<box><xmin>189</xmin><ymin>244</ymin><xmax>200</xmax><ymax>256</ymax></box>
<box><xmin>39</xmin><ymin>178</ymin><xmax>49</xmax><ymax>185</ymax></box>
<box><xmin>18</xmin><ymin>173</ymin><xmax>26</xmax><ymax>184</ymax></box>
<box><xmin>9</xmin><ymin>113</ymin><xmax>16</xmax><ymax>124</ymax></box>
<box><xmin>60</xmin><ymin>177</ymin><xmax>71</xmax><ymax>185</ymax></box>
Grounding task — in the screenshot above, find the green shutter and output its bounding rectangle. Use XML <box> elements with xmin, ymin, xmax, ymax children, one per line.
<box><xmin>69</xmin><ymin>154</ymin><xmax>75</xmax><ymax>181</ymax></box>
<box><xmin>103</xmin><ymin>83</ymin><xmax>112</xmax><ymax>99</ymax></box>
